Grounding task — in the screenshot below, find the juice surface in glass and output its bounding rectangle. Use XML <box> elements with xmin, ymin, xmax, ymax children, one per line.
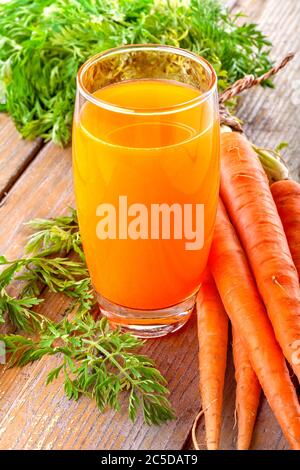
<box><xmin>73</xmin><ymin>44</ymin><xmax>220</xmax><ymax>337</ymax></box>
<box><xmin>73</xmin><ymin>45</ymin><xmax>220</xmax><ymax>336</ymax></box>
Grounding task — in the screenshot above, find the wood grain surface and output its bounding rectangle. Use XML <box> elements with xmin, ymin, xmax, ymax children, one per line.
<box><xmin>235</xmin><ymin>0</ymin><xmax>300</xmax><ymax>182</ymax></box>
<box><xmin>0</xmin><ymin>142</ymin><xmax>201</xmax><ymax>450</ymax></box>
<box><xmin>0</xmin><ymin>114</ymin><xmax>43</xmax><ymax>201</ymax></box>
<box><xmin>0</xmin><ymin>0</ymin><xmax>299</xmax><ymax>450</ymax></box>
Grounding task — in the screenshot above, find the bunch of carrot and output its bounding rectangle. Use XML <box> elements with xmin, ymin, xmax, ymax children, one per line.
<box><xmin>196</xmin><ymin>131</ymin><xmax>300</xmax><ymax>450</ymax></box>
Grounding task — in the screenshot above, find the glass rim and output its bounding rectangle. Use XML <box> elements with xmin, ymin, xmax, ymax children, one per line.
<box><xmin>77</xmin><ymin>44</ymin><xmax>217</xmax><ymax>116</ymax></box>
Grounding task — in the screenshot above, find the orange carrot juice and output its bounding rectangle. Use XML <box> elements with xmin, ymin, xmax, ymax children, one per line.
<box><xmin>73</xmin><ymin>79</ymin><xmax>219</xmax><ymax>312</ymax></box>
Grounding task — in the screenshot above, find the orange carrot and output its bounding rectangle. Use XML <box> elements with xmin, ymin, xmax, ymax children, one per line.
<box><xmin>209</xmin><ymin>201</ymin><xmax>300</xmax><ymax>450</ymax></box>
<box><xmin>220</xmin><ymin>132</ymin><xmax>300</xmax><ymax>381</ymax></box>
<box><xmin>271</xmin><ymin>179</ymin><xmax>300</xmax><ymax>277</ymax></box>
<box><xmin>232</xmin><ymin>328</ymin><xmax>261</xmax><ymax>450</ymax></box>
<box><xmin>196</xmin><ymin>269</ymin><xmax>228</xmax><ymax>450</ymax></box>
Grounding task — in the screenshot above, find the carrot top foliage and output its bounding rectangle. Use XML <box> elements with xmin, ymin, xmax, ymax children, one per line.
<box><xmin>0</xmin><ymin>211</ymin><xmax>175</xmax><ymax>425</ymax></box>
<box><xmin>0</xmin><ymin>0</ymin><xmax>272</xmax><ymax>145</ymax></box>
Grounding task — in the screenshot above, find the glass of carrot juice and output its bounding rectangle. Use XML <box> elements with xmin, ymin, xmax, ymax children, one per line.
<box><xmin>73</xmin><ymin>45</ymin><xmax>219</xmax><ymax>337</ymax></box>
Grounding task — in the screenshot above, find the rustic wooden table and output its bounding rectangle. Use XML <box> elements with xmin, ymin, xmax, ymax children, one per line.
<box><xmin>0</xmin><ymin>0</ymin><xmax>299</xmax><ymax>450</ymax></box>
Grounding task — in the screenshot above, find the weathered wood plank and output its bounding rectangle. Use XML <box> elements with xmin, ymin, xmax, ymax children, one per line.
<box><xmin>0</xmin><ymin>113</ymin><xmax>43</xmax><ymax>201</ymax></box>
<box><xmin>0</xmin><ymin>142</ymin><xmax>73</xmax><ymax>259</ymax></box>
<box><xmin>0</xmin><ymin>142</ymin><xmax>76</xmax><ymax>424</ymax></box>
<box><xmin>235</xmin><ymin>0</ymin><xmax>300</xmax><ymax>181</ymax></box>
<box><xmin>0</xmin><ymin>143</ymin><xmax>200</xmax><ymax>449</ymax></box>
<box><xmin>1</xmin><ymin>0</ymin><xmax>300</xmax><ymax>451</ymax></box>
<box><xmin>0</xmin><ymin>317</ymin><xmax>199</xmax><ymax>450</ymax></box>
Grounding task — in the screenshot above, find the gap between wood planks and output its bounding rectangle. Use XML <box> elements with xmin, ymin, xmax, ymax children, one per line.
<box><xmin>0</xmin><ymin>114</ymin><xmax>44</xmax><ymax>204</ymax></box>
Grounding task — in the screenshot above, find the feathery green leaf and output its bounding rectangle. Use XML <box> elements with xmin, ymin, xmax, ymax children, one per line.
<box><xmin>0</xmin><ymin>0</ymin><xmax>272</xmax><ymax>145</ymax></box>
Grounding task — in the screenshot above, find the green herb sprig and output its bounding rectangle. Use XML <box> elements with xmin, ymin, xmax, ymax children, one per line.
<box><xmin>2</xmin><ymin>316</ymin><xmax>174</xmax><ymax>424</ymax></box>
<box><xmin>25</xmin><ymin>208</ymin><xmax>83</xmax><ymax>258</ymax></box>
<box><xmin>0</xmin><ymin>210</ymin><xmax>175</xmax><ymax>424</ymax></box>
<box><xmin>0</xmin><ymin>253</ymin><xmax>91</xmax><ymax>329</ymax></box>
<box><xmin>0</xmin><ymin>0</ymin><xmax>272</xmax><ymax>145</ymax></box>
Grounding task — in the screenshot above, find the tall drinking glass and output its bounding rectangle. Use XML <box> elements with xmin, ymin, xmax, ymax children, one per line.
<box><xmin>73</xmin><ymin>45</ymin><xmax>220</xmax><ymax>337</ymax></box>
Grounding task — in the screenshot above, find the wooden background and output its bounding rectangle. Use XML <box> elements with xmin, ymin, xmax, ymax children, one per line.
<box><xmin>0</xmin><ymin>0</ymin><xmax>299</xmax><ymax>450</ymax></box>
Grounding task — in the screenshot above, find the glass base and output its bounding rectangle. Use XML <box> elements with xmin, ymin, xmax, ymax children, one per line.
<box><xmin>97</xmin><ymin>292</ymin><xmax>197</xmax><ymax>338</ymax></box>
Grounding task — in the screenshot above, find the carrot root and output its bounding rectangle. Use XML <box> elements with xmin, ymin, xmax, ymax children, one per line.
<box><xmin>271</xmin><ymin>179</ymin><xmax>300</xmax><ymax>277</ymax></box>
<box><xmin>196</xmin><ymin>270</ymin><xmax>228</xmax><ymax>450</ymax></box>
<box><xmin>232</xmin><ymin>328</ymin><xmax>261</xmax><ymax>450</ymax></box>
<box><xmin>209</xmin><ymin>201</ymin><xmax>300</xmax><ymax>450</ymax></box>
<box><xmin>220</xmin><ymin>132</ymin><xmax>300</xmax><ymax>383</ymax></box>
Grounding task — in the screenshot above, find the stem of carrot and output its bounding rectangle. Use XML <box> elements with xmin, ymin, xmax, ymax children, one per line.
<box><xmin>220</xmin><ymin>126</ymin><xmax>289</xmax><ymax>182</ymax></box>
<box><xmin>252</xmin><ymin>145</ymin><xmax>289</xmax><ymax>183</ymax></box>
